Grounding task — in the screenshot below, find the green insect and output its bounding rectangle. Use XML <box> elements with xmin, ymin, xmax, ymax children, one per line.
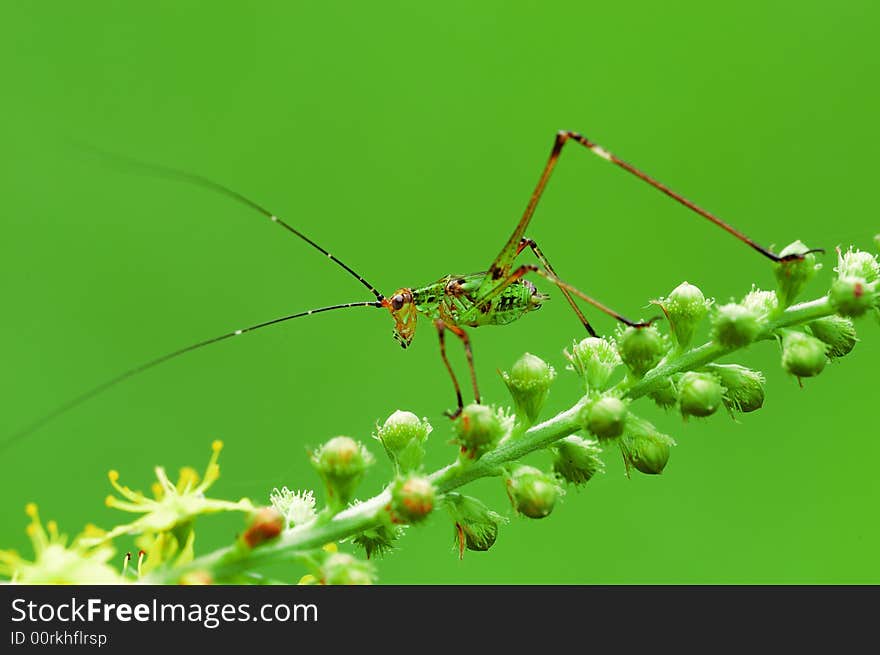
<box><xmin>6</xmin><ymin>130</ymin><xmax>815</xmax><ymax>445</ymax></box>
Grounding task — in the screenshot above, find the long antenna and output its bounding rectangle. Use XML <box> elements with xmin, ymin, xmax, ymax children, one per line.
<box><xmin>82</xmin><ymin>146</ymin><xmax>385</xmax><ymax>301</ymax></box>
<box><xmin>2</xmin><ymin>301</ymin><xmax>383</xmax><ymax>451</ymax></box>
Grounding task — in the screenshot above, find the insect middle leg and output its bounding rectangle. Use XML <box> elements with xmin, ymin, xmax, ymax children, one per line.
<box><xmin>434</xmin><ymin>319</ymin><xmax>480</xmax><ymax>418</ymax></box>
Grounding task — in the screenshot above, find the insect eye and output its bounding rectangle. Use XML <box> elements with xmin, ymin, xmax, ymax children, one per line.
<box><xmin>391</xmin><ymin>294</ymin><xmax>405</xmax><ymax>311</ymax></box>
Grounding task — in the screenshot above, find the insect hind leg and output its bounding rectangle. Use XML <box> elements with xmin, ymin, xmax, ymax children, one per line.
<box><xmin>517</xmin><ymin>237</ymin><xmax>597</xmax><ymax>337</ymax></box>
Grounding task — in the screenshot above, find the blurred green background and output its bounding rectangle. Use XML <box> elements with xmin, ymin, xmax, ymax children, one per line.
<box><xmin>1</xmin><ymin>1</ymin><xmax>878</xmax><ymax>583</ymax></box>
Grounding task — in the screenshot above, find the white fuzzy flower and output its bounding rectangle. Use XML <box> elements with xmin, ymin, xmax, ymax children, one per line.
<box><xmin>269</xmin><ymin>487</ymin><xmax>317</xmax><ymax>528</ymax></box>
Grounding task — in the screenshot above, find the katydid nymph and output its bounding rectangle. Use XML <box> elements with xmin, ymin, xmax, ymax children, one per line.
<box><xmin>4</xmin><ymin>130</ymin><xmax>817</xmax><ymax>447</ymax></box>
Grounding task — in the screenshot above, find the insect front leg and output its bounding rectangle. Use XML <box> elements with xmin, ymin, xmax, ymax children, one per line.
<box><xmin>434</xmin><ymin>319</ymin><xmax>465</xmax><ymax>419</ymax></box>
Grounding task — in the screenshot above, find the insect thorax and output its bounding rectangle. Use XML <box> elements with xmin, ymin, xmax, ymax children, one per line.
<box><xmin>412</xmin><ymin>273</ymin><xmax>546</xmax><ymax>328</ymax></box>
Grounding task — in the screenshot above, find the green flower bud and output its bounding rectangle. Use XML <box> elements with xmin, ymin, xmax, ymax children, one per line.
<box><xmin>390</xmin><ymin>475</ymin><xmax>436</xmax><ymax>524</ymax></box>
<box><xmin>616</xmin><ymin>325</ymin><xmax>668</xmax><ymax>377</ymax></box>
<box><xmin>584</xmin><ymin>395</ymin><xmax>628</xmax><ymax>440</ymax></box>
<box><xmin>648</xmin><ymin>376</ymin><xmax>679</xmax><ymax>409</ymax></box>
<box><xmin>808</xmin><ymin>315</ymin><xmax>857</xmax><ymax>359</ymax></box>
<box><xmin>501</xmin><ymin>352</ymin><xmax>557</xmax><ymax>424</ymax></box>
<box><xmin>311</xmin><ymin>436</ymin><xmax>374</xmax><ymax>511</ymax></box>
<box><xmin>835</xmin><ymin>247</ymin><xmax>879</xmax><ymax>282</ymax></box>
<box><xmin>241</xmin><ymin>507</ymin><xmax>285</xmax><ymax>548</ymax></box>
<box><xmin>829</xmin><ymin>276</ymin><xmax>877</xmax><ymax>318</ymax></box>
<box><xmin>552</xmin><ymin>435</ymin><xmax>605</xmax><ymax>485</ymax></box>
<box><xmin>321</xmin><ymin>552</ymin><xmax>376</xmax><ymax>585</ymax></box>
<box><xmin>657</xmin><ymin>281</ymin><xmax>709</xmax><ymax>349</ymax></box>
<box><xmin>741</xmin><ymin>287</ymin><xmax>779</xmax><ymax>318</ymax></box>
<box><xmin>678</xmin><ymin>371</ymin><xmax>724</xmax><ymax>418</ymax></box>
<box><xmin>350</xmin><ymin>523</ymin><xmax>404</xmax><ymax>559</ymax></box>
<box><xmin>374</xmin><ymin>410</ymin><xmax>432</xmax><ymax>473</ymax></box>
<box><xmin>564</xmin><ymin>336</ymin><xmax>621</xmax><ymax>393</ymax></box>
<box><xmin>622</xmin><ymin>416</ymin><xmax>675</xmax><ymax>475</ymax></box>
<box><xmin>505</xmin><ymin>465</ymin><xmax>563</xmax><ymax>519</ymax></box>
<box><xmin>445</xmin><ymin>493</ymin><xmax>507</xmax><ymax>558</ymax></box>
<box><xmin>707</xmin><ymin>363</ymin><xmax>766</xmax><ymax>413</ymax></box>
<box><xmin>780</xmin><ymin>330</ymin><xmax>827</xmax><ymax>378</ymax></box>
<box><xmin>711</xmin><ymin>303</ymin><xmax>762</xmax><ymax>348</ymax></box>
<box><xmin>774</xmin><ymin>240</ymin><xmax>820</xmax><ymax>308</ymax></box>
<box><xmin>454</xmin><ymin>404</ymin><xmax>507</xmax><ymax>460</ymax></box>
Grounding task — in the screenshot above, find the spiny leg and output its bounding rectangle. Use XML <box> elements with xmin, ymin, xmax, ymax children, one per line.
<box><xmin>435</xmin><ymin>319</ymin><xmax>464</xmax><ymax>418</ymax></box>
<box><xmin>516</xmin><ymin>237</ymin><xmax>597</xmax><ymax>337</ymax></box>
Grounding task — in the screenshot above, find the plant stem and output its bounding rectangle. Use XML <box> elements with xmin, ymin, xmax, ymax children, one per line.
<box><xmin>143</xmin><ymin>295</ymin><xmax>834</xmax><ymax>584</ymax></box>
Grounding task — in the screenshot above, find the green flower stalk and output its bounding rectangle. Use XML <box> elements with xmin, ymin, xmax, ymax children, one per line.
<box><xmin>4</xmin><ymin>236</ymin><xmax>877</xmax><ymax>585</ymax></box>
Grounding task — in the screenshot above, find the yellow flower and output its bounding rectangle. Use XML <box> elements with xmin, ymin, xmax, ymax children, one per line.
<box><xmin>98</xmin><ymin>441</ymin><xmax>253</xmax><ymax>544</ymax></box>
<box><xmin>0</xmin><ymin>504</ymin><xmax>122</xmax><ymax>584</ymax></box>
